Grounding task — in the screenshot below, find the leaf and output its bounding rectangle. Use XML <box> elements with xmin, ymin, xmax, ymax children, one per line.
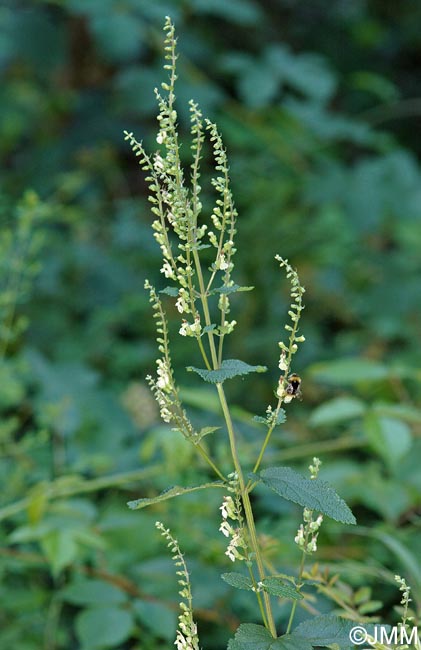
<box><xmin>187</xmin><ymin>359</ymin><xmax>267</xmax><ymax>384</ymax></box>
<box><xmin>227</xmin><ymin>624</ymin><xmax>312</xmax><ymax>650</ymax></box>
<box><xmin>221</xmin><ymin>572</ymin><xmax>254</xmax><ymax>591</ymax></box>
<box><xmin>294</xmin><ymin>615</ymin><xmax>391</xmax><ymax>649</ymax></box>
<box><xmin>253</xmin><ymin>409</ymin><xmax>286</xmax><ymax>426</ymax></box>
<box><xmin>363</xmin><ymin>528</ymin><xmax>421</xmax><ymax>587</ymax></box>
<box><xmin>133</xmin><ymin>599</ymin><xmax>177</xmax><ymax>642</ymax></box>
<box><xmin>61</xmin><ymin>579</ymin><xmax>127</xmax><ymax>606</ymax></box>
<box><xmin>309</xmin><ymin>396</ymin><xmax>366</xmax><ymax>427</ymax></box>
<box><xmin>261</xmin><ymin>578</ymin><xmax>303</xmax><ymax>600</ymax></box>
<box><xmin>159</xmin><ymin>286</ymin><xmax>179</xmax><ymax>296</ymax></box>
<box><xmin>308</xmin><ymin>358</ymin><xmax>388</xmax><ymax>385</ymax></box>
<box><xmin>40</xmin><ymin>530</ymin><xmax>78</xmax><ymax>577</ymax></box>
<box><xmin>275</xmin><ymin>410</ymin><xmax>287</xmax><ymax>425</ymax></box>
<box><xmin>202</xmin><ymin>324</ymin><xmax>217</xmax><ymax>334</ymax></box>
<box><xmin>364</xmin><ymin>413</ymin><xmax>412</xmax><ymax>469</ymax></box>
<box><xmin>210</xmin><ymin>283</ymin><xmax>254</xmax><ymax>295</ymax></box>
<box><xmin>75</xmin><ymin>606</ymin><xmax>133</xmax><ymax>648</ymax></box>
<box><xmin>271</xmin><ymin>637</ymin><xmax>313</xmax><ymax>650</ymax></box>
<box><xmin>127</xmin><ymin>482</ymin><xmax>224</xmax><ymax>510</ymax></box>
<box><xmin>255</xmin><ymin>467</ymin><xmax>356</xmax><ymax>525</ymax></box>
<box><xmin>196</xmin><ymin>426</ymin><xmax>220</xmax><ymax>441</ymax></box>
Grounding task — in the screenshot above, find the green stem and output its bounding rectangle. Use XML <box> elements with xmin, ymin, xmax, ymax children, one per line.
<box><xmin>195</xmin><ymin>443</ymin><xmax>226</xmax><ymax>481</ymax></box>
<box><xmin>246</xmin><ymin>563</ymin><xmax>269</xmax><ymax>629</ymax></box>
<box><xmin>191</xmin><ymin>219</ymin><xmax>275</xmax><ymax>633</ymax></box>
<box><xmin>217</xmin><ymin>384</ymin><xmax>276</xmax><ymax>637</ymax></box>
<box><xmin>286</xmin><ymin>551</ymin><xmax>305</xmax><ymax>634</ymax></box>
<box><xmin>247</xmin><ymin>399</ymin><xmax>283</xmax><ymax>492</ymax></box>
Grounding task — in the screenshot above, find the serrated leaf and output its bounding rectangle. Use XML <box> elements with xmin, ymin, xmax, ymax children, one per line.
<box><xmin>261</xmin><ymin>578</ymin><xmax>303</xmax><ymax>600</ymax></box>
<box><xmin>227</xmin><ymin>624</ymin><xmax>312</xmax><ymax>650</ymax></box>
<box><xmin>294</xmin><ymin>615</ymin><xmax>355</xmax><ymax>648</ymax></box>
<box><xmin>253</xmin><ymin>409</ymin><xmax>286</xmax><ymax>427</ymax></box>
<box><xmin>127</xmin><ymin>482</ymin><xmax>224</xmax><ymax>510</ymax></box>
<box><xmin>210</xmin><ymin>283</ymin><xmax>254</xmax><ymax>295</ymax></box>
<box><xmin>271</xmin><ymin>636</ymin><xmax>313</xmax><ymax>650</ymax></box>
<box><xmin>159</xmin><ymin>286</ymin><xmax>179</xmax><ymax>296</ymax></box>
<box><xmin>255</xmin><ymin>467</ymin><xmax>356</xmax><ymax>525</ymax></box>
<box><xmin>187</xmin><ymin>359</ymin><xmax>267</xmax><ymax>384</ymax></box>
<box><xmin>294</xmin><ymin>615</ymin><xmax>391</xmax><ymax>649</ymax></box>
<box><xmin>221</xmin><ymin>572</ymin><xmax>254</xmax><ymax>591</ymax></box>
<box><xmin>274</xmin><ymin>409</ymin><xmax>287</xmax><ymax>425</ymax></box>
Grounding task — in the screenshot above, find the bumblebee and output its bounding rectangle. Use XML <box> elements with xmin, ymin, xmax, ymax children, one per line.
<box><xmin>285</xmin><ymin>373</ymin><xmax>302</xmax><ymax>400</ymax></box>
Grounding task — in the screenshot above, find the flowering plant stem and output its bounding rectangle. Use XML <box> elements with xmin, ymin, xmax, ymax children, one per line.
<box><xmin>194</xmin><ymin>240</ymin><xmax>276</xmax><ymax>633</ymax></box>
<box><xmin>217</xmin><ymin>383</ymin><xmax>277</xmax><ymax>636</ymax></box>
<box><xmin>125</xmin><ymin>17</ymin><xmax>309</xmax><ymax>644</ymax></box>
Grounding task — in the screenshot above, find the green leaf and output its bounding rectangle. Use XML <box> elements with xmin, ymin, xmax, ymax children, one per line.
<box><xmin>202</xmin><ymin>324</ymin><xmax>217</xmax><ymax>334</ymax></box>
<box><xmin>271</xmin><ymin>637</ymin><xmax>313</xmax><ymax>650</ymax></box>
<box><xmin>133</xmin><ymin>599</ymin><xmax>177</xmax><ymax>642</ymax></box>
<box><xmin>196</xmin><ymin>426</ymin><xmax>220</xmax><ymax>441</ymax></box>
<box><xmin>308</xmin><ymin>358</ymin><xmax>389</xmax><ymax>384</ymax></box>
<box><xmin>187</xmin><ymin>359</ymin><xmax>267</xmax><ymax>384</ymax></box>
<box><xmin>261</xmin><ymin>578</ymin><xmax>303</xmax><ymax>600</ymax></box>
<box><xmin>275</xmin><ymin>410</ymin><xmax>287</xmax><ymax>425</ymax></box>
<box><xmin>227</xmin><ymin>624</ymin><xmax>312</xmax><ymax>650</ymax></box>
<box><xmin>61</xmin><ymin>579</ymin><xmax>127</xmax><ymax>606</ymax></box>
<box><xmin>210</xmin><ymin>284</ymin><xmax>254</xmax><ymax>295</ymax></box>
<box><xmin>364</xmin><ymin>413</ymin><xmax>412</xmax><ymax>469</ymax></box>
<box><xmin>75</xmin><ymin>606</ymin><xmax>133</xmax><ymax>649</ymax></box>
<box><xmin>159</xmin><ymin>286</ymin><xmax>179</xmax><ymax>296</ymax></box>
<box><xmin>127</xmin><ymin>482</ymin><xmax>224</xmax><ymax>510</ymax></box>
<box><xmin>221</xmin><ymin>572</ymin><xmax>254</xmax><ymax>591</ymax></box>
<box><xmin>40</xmin><ymin>530</ymin><xmax>78</xmax><ymax>576</ymax></box>
<box><xmin>372</xmin><ymin>401</ymin><xmax>421</xmax><ymax>423</ymax></box>
<box><xmin>255</xmin><ymin>467</ymin><xmax>356</xmax><ymax>525</ymax></box>
<box><xmin>294</xmin><ymin>615</ymin><xmax>391</xmax><ymax>649</ymax></box>
<box><xmin>363</xmin><ymin>528</ymin><xmax>421</xmax><ymax>587</ymax></box>
<box><xmin>253</xmin><ymin>410</ymin><xmax>286</xmax><ymax>426</ymax></box>
<box><xmin>309</xmin><ymin>396</ymin><xmax>366</xmax><ymax>427</ymax></box>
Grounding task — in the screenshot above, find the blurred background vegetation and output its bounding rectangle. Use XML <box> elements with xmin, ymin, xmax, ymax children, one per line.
<box><xmin>1</xmin><ymin>1</ymin><xmax>420</xmax><ymax>648</ymax></box>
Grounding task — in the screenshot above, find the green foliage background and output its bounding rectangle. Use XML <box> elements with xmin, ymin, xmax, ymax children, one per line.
<box><xmin>1</xmin><ymin>1</ymin><xmax>420</xmax><ymax>648</ymax></box>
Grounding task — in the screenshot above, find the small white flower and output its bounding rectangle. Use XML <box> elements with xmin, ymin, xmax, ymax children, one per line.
<box><xmin>278</xmin><ymin>351</ymin><xmax>288</xmax><ymax>372</ymax></box>
<box><xmin>176</xmin><ymin>296</ymin><xmax>185</xmax><ymax>313</ymax></box>
<box><xmin>219</xmin><ymin>521</ymin><xmax>232</xmax><ymax>538</ymax></box>
<box><xmin>218</xmin><ymin>253</ymin><xmax>229</xmax><ymax>270</ymax></box>
<box><xmin>179</xmin><ymin>320</ymin><xmax>189</xmax><ymax>336</ymax></box>
<box><xmin>156</xmin><ymin>131</ymin><xmax>167</xmax><ymax>144</ymax></box>
<box><xmin>154</xmin><ymin>154</ymin><xmax>164</xmax><ymax>171</ymax></box>
<box><xmin>161</xmin><ymin>260</ymin><xmax>175</xmax><ymax>279</ymax></box>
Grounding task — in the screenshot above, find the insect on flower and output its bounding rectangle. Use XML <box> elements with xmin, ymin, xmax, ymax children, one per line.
<box><xmin>285</xmin><ymin>373</ymin><xmax>302</xmax><ymax>400</ymax></box>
